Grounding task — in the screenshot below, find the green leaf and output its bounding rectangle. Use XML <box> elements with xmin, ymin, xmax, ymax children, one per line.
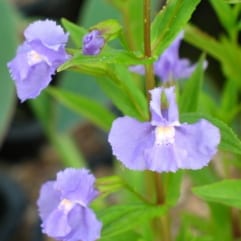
<box><xmin>106</xmin><ymin>0</ymin><xmax>129</xmax><ymax>9</ymax></box>
<box><xmin>188</xmin><ymin>167</ymin><xmax>232</xmax><ymax>240</ymax></box>
<box><xmin>61</xmin><ymin>18</ymin><xmax>86</xmax><ymax>47</ymax></box>
<box><xmin>30</xmin><ymin>92</ymin><xmax>54</xmax><ymax>133</ymax></box>
<box><xmin>100</xmin><ymin>231</ymin><xmax>142</xmax><ymax>241</ymax></box>
<box><xmin>209</xmin><ymin>203</ymin><xmax>232</xmax><ymax>241</ymax></box>
<box><xmin>198</xmin><ymin>92</ymin><xmax>218</xmax><ymax>116</ymax></box>
<box><xmin>184</xmin><ymin>24</ymin><xmax>223</xmax><ymax>60</ymax></box>
<box><xmin>164</xmin><ymin>171</ymin><xmax>183</xmax><ymax>206</ymax></box>
<box><xmin>184</xmin><ymin>25</ymin><xmax>241</xmax><ymax>88</ymax></box>
<box><xmin>176</xmin><ymin>214</ymin><xmax>211</xmax><ymax>241</ymax></box>
<box><xmin>188</xmin><ymin>167</ymin><xmax>218</xmax><ymax>186</ymax></box>
<box><xmin>151</xmin><ymin>0</ymin><xmax>201</xmax><ymax>56</ymax></box>
<box><xmin>191</xmin><ymin>237</ymin><xmax>213</xmax><ymax>241</ymax></box>
<box><xmin>59</xmin><ymin>48</ymin><xmax>153</xmax><ymax>72</ymax></box>
<box><xmin>225</xmin><ymin>0</ymin><xmax>241</xmax><ymax>3</ymax></box>
<box><xmin>94</xmin><ymin>64</ymin><xmax>148</xmax><ymax>121</ymax></box>
<box><xmin>30</xmin><ymin>92</ymin><xmax>86</xmax><ymax>168</ymax></box>
<box><xmin>219</xmin><ymin>80</ymin><xmax>238</xmax><ymax>122</ymax></box>
<box><xmin>97</xmin><ymin>175</ymin><xmax>150</xmax><ymax>204</ymax></box>
<box><xmin>179</xmin><ymin>55</ymin><xmax>205</xmax><ymax>113</ymax></box>
<box><xmin>51</xmin><ymin>133</ymin><xmax>85</xmax><ymax>168</ymax></box>
<box><xmin>97</xmin><ymin>176</ymin><xmax>125</xmax><ymax>197</ymax></box>
<box><xmin>96</xmin><ymin>76</ymin><xmax>141</xmax><ymax>119</ymax></box>
<box><xmin>91</xmin><ymin>19</ymin><xmax>122</xmax><ymax>41</ymax></box>
<box><xmin>59</xmin><ymin>61</ymin><xmax>108</xmax><ymax>77</ymax></box>
<box><xmin>193</xmin><ymin>179</ymin><xmax>241</xmax><ymax>209</ymax></box>
<box><xmin>0</xmin><ymin>0</ymin><xmax>17</xmax><ymax>145</ymax></box>
<box><xmin>219</xmin><ymin>37</ymin><xmax>241</xmax><ymax>88</ymax></box>
<box><xmin>209</xmin><ymin>0</ymin><xmax>236</xmax><ymax>32</ymax></box>
<box><xmin>99</xmin><ymin>203</ymin><xmax>167</xmax><ymax>238</ymax></box>
<box><xmin>108</xmin><ymin>65</ymin><xmax>148</xmax><ymax>120</ymax></box>
<box><xmin>47</xmin><ymin>87</ymin><xmax>115</xmax><ymax>131</ymax></box>
<box><xmin>181</xmin><ymin>112</ymin><xmax>241</xmax><ymax>155</ymax></box>
<box><xmin>107</xmin><ymin>0</ymin><xmax>144</xmax><ymax>51</ymax></box>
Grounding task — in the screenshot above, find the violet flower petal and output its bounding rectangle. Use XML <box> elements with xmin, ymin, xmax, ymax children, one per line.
<box><xmin>154</xmin><ymin>32</ymin><xmax>196</xmax><ymax>82</ymax></box>
<box><xmin>29</xmin><ymin>40</ymin><xmax>69</xmax><ymax>69</ymax></box>
<box><xmin>66</xmin><ymin>205</ymin><xmax>102</xmax><ymax>241</ymax></box>
<box><xmin>24</xmin><ymin>19</ymin><xmax>68</xmax><ymax>50</ymax></box>
<box><xmin>16</xmin><ymin>62</ymin><xmax>53</xmax><ymax>102</ymax></box>
<box><xmin>7</xmin><ymin>43</ymin><xmax>31</xmax><ymax>81</ymax></box>
<box><xmin>54</xmin><ymin>168</ymin><xmax>98</xmax><ymax>205</ymax></box>
<box><xmin>173</xmin><ymin>59</ymin><xmax>196</xmax><ymax>79</ymax></box>
<box><xmin>108</xmin><ymin>116</ymin><xmax>154</xmax><ymax>170</ymax></box>
<box><xmin>175</xmin><ymin>119</ymin><xmax>220</xmax><ymax>169</ymax></box>
<box><xmin>128</xmin><ymin>65</ymin><xmax>145</xmax><ymax>75</ymax></box>
<box><xmin>108</xmin><ymin>86</ymin><xmax>220</xmax><ymax>173</ymax></box>
<box><xmin>150</xmin><ymin>87</ymin><xmax>179</xmax><ymax>125</ymax></box>
<box><xmin>37</xmin><ymin>181</ymin><xmax>60</xmax><ymax>220</ymax></box>
<box><xmin>8</xmin><ymin>42</ymin><xmax>54</xmax><ymax>102</ymax></box>
<box><xmin>144</xmin><ymin>144</ymin><xmax>180</xmax><ymax>172</ymax></box>
<box><xmin>7</xmin><ymin>20</ymin><xmax>69</xmax><ymax>102</ymax></box>
<box><xmin>82</xmin><ymin>30</ymin><xmax>105</xmax><ymax>55</ymax></box>
<box><xmin>129</xmin><ymin>31</ymin><xmax>197</xmax><ymax>82</ymax></box>
<box><xmin>37</xmin><ymin>168</ymin><xmax>102</xmax><ymax>241</ymax></box>
<box><xmin>43</xmin><ymin>208</ymin><xmax>71</xmax><ymax>238</ymax></box>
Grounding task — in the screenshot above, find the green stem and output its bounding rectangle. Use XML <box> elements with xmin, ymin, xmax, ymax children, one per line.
<box><xmin>153</xmin><ymin>172</ymin><xmax>172</xmax><ymax>241</ymax></box>
<box><xmin>160</xmin><ymin>214</ymin><xmax>172</xmax><ymax>241</ymax></box>
<box><xmin>153</xmin><ymin>172</ymin><xmax>165</xmax><ymax>205</ymax></box>
<box><xmin>144</xmin><ymin>0</ymin><xmax>155</xmax><ymax>97</ymax></box>
<box><xmin>143</xmin><ymin>2</ymin><xmax>171</xmax><ymax>240</ymax></box>
<box><xmin>144</xmin><ymin>0</ymin><xmax>151</xmax><ymax>58</ymax></box>
<box><xmin>122</xmin><ymin>8</ymin><xmax>136</xmax><ymax>50</ymax></box>
<box><xmin>145</xmin><ymin>65</ymin><xmax>155</xmax><ymax>98</ymax></box>
<box><xmin>125</xmin><ymin>182</ymin><xmax>152</xmax><ymax>204</ymax></box>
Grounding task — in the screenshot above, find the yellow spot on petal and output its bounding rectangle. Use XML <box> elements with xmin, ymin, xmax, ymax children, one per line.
<box><xmin>27</xmin><ymin>50</ymin><xmax>47</xmax><ymax>65</ymax></box>
<box><xmin>59</xmin><ymin>198</ymin><xmax>74</xmax><ymax>213</ymax></box>
<box><xmin>155</xmin><ymin>126</ymin><xmax>175</xmax><ymax>145</ymax></box>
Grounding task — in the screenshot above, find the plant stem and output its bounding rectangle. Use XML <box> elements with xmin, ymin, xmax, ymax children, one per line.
<box><xmin>143</xmin><ymin>2</ymin><xmax>171</xmax><ymax>240</ymax></box>
<box><xmin>153</xmin><ymin>172</ymin><xmax>165</xmax><ymax>205</ymax></box>
<box><xmin>144</xmin><ymin>0</ymin><xmax>151</xmax><ymax>58</ymax></box>
<box><xmin>153</xmin><ymin>172</ymin><xmax>172</xmax><ymax>241</ymax></box>
<box><xmin>144</xmin><ymin>0</ymin><xmax>155</xmax><ymax>96</ymax></box>
<box><xmin>160</xmin><ymin>214</ymin><xmax>172</xmax><ymax>241</ymax></box>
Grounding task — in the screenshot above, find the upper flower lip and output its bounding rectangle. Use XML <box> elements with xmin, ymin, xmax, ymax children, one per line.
<box><xmin>24</xmin><ymin>19</ymin><xmax>69</xmax><ymax>50</ymax></box>
<box><xmin>54</xmin><ymin>168</ymin><xmax>99</xmax><ymax>205</ymax></box>
<box><xmin>149</xmin><ymin>87</ymin><xmax>179</xmax><ymax>126</ymax></box>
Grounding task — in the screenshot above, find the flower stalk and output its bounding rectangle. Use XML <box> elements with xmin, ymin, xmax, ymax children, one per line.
<box><xmin>143</xmin><ymin>1</ymin><xmax>170</xmax><ymax>240</ymax></box>
<box><xmin>144</xmin><ymin>0</ymin><xmax>155</xmax><ymax>96</ymax></box>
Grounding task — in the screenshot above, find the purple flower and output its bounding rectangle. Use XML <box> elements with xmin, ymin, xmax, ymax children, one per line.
<box><xmin>129</xmin><ymin>32</ymin><xmax>196</xmax><ymax>82</ymax></box>
<box><xmin>82</xmin><ymin>30</ymin><xmax>105</xmax><ymax>55</ymax></box>
<box><xmin>108</xmin><ymin>87</ymin><xmax>220</xmax><ymax>172</ymax></box>
<box><xmin>7</xmin><ymin>19</ymin><xmax>69</xmax><ymax>102</ymax></box>
<box><xmin>154</xmin><ymin>32</ymin><xmax>195</xmax><ymax>82</ymax></box>
<box><xmin>37</xmin><ymin>168</ymin><xmax>102</xmax><ymax>241</ymax></box>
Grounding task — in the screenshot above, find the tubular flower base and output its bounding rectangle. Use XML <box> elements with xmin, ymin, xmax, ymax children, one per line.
<box><xmin>7</xmin><ymin>19</ymin><xmax>69</xmax><ymax>102</ymax></box>
<box><xmin>37</xmin><ymin>168</ymin><xmax>102</xmax><ymax>241</ymax></box>
<box><xmin>108</xmin><ymin>87</ymin><xmax>220</xmax><ymax>172</ymax></box>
